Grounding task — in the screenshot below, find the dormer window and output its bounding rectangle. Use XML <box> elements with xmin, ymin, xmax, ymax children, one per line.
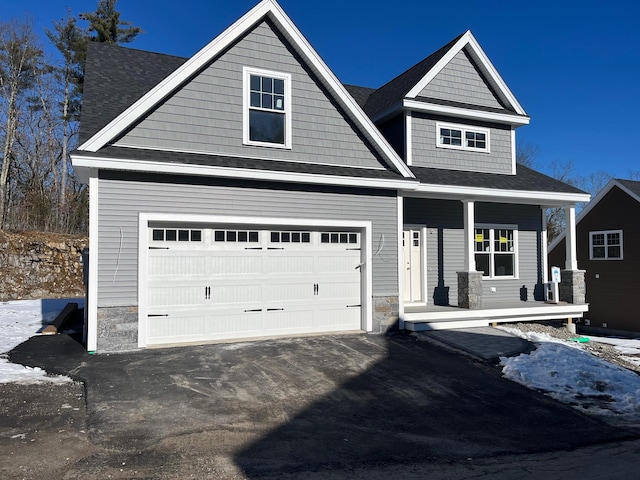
<box><xmin>436</xmin><ymin>122</ymin><xmax>489</xmax><ymax>153</ymax></box>
<box><xmin>243</xmin><ymin>67</ymin><xmax>291</xmax><ymax>148</ymax></box>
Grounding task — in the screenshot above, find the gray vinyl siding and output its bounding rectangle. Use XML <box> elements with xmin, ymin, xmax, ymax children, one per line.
<box><xmin>404</xmin><ymin>199</ymin><xmax>543</xmax><ymax>306</ymax></box>
<box><xmin>96</xmin><ymin>175</ymin><xmax>398</xmax><ymax>307</ymax></box>
<box><xmin>419</xmin><ymin>49</ymin><xmax>503</xmax><ymax>110</ymax></box>
<box><xmin>411</xmin><ymin>113</ymin><xmax>513</xmax><ymax>174</ymax></box>
<box><xmin>116</xmin><ymin>21</ymin><xmax>386</xmax><ymax>170</ymax></box>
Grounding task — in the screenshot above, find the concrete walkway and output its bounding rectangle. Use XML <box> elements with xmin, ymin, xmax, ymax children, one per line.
<box><xmin>416</xmin><ymin>326</ymin><xmax>533</xmax><ymax>363</ymax></box>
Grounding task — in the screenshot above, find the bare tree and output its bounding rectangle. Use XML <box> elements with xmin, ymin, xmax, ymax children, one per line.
<box><xmin>516</xmin><ymin>141</ymin><xmax>541</xmax><ymax>168</ymax></box>
<box><xmin>0</xmin><ymin>19</ymin><xmax>43</xmax><ymax>229</ymax></box>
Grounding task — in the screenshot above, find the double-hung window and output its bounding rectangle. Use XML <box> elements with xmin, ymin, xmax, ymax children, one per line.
<box><xmin>243</xmin><ymin>67</ymin><xmax>291</xmax><ymax>148</ymax></box>
<box><xmin>436</xmin><ymin>122</ymin><xmax>490</xmax><ymax>153</ymax></box>
<box><xmin>590</xmin><ymin>230</ymin><xmax>623</xmax><ymax>260</ymax></box>
<box><xmin>474</xmin><ymin>226</ymin><xmax>517</xmax><ymax>278</ymax></box>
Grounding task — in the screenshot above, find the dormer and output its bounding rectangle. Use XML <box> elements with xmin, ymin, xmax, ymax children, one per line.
<box><xmin>349</xmin><ymin>31</ymin><xmax>530</xmax><ymax>176</ymax></box>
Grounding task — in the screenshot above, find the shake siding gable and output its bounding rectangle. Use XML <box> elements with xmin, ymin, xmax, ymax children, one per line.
<box><xmin>116</xmin><ymin>21</ymin><xmax>387</xmax><ymax>170</ymax></box>
<box><xmin>96</xmin><ymin>174</ymin><xmax>398</xmax><ymax>307</ymax></box>
<box><xmin>418</xmin><ymin>50</ymin><xmax>504</xmax><ymax>109</ymax></box>
<box><xmin>411</xmin><ymin>113</ymin><xmax>512</xmax><ymax>174</ymax></box>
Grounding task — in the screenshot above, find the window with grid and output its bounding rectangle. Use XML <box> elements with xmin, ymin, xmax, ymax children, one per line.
<box><xmin>244</xmin><ymin>67</ymin><xmax>291</xmax><ymax>148</ymax></box>
<box><xmin>590</xmin><ymin>230</ymin><xmax>623</xmax><ymax>260</ymax></box>
<box><xmin>437</xmin><ymin>122</ymin><xmax>489</xmax><ymax>152</ymax></box>
<box><xmin>474</xmin><ymin>227</ymin><xmax>516</xmax><ymax>278</ymax></box>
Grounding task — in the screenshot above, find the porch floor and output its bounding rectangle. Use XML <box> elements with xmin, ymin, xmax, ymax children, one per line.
<box><xmin>403</xmin><ymin>300</ymin><xmax>589</xmax><ymax>331</ymax></box>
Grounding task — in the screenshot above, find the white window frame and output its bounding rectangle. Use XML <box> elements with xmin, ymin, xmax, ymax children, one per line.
<box><xmin>243</xmin><ymin>66</ymin><xmax>292</xmax><ymax>149</ymax></box>
<box><xmin>474</xmin><ymin>224</ymin><xmax>518</xmax><ymax>279</ymax></box>
<box><xmin>436</xmin><ymin>121</ymin><xmax>490</xmax><ymax>153</ymax></box>
<box><xmin>589</xmin><ymin>230</ymin><xmax>623</xmax><ymax>260</ymax></box>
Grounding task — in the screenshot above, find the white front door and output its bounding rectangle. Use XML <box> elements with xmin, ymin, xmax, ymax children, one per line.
<box><xmin>403</xmin><ymin>228</ymin><xmax>424</xmax><ymax>303</ymax></box>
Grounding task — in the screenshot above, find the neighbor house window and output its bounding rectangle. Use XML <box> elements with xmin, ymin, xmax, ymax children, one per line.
<box><xmin>590</xmin><ymin>230</ymin><xmax>623</xmax><ymax>260</ymax></box>
<box><xmin>436</xmin><ymin>122</ymin><xmax>489</xmax><ymax>152</ymax></box>
<box><xmin>243</xmin><ymin>67</ymin><xmax>291</xmax><ymax>148</ymax></box>
<box><xmin>474</xmin><ymin>226</ymin><xmax>517</xmax><ymax>278</ymax></box>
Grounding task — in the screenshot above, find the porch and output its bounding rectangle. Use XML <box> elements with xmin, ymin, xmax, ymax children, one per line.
<box><xmin>403</xmin><ymin>300</ymin><xmax>589</xmax><ymax>331</ymax></box>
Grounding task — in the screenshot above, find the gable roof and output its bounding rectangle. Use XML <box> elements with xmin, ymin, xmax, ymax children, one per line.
<box><xmin>548</xmin><ymin>178</ymin><xmax>640</xmax><ymax>252</ymax></box>
<box><xmin>359</xmin><ymin>31</ymin><xmax>529</xmax><ymax>126</ymax></box>
<box><xmin>76</xmin><ymin>0</ymin><xmax>414</xmax><ymax>179</ymax></box>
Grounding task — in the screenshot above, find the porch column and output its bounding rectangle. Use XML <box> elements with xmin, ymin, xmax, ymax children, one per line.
<box><xmin>457</xmin><ymin>200</ymin><xmax>483</xmax><ymax>309</ymax></box>
<box><xmin>462</xmin><ymin>200</ymin><xmax>476</xmax><ymax>271</ymax></box>
<box><xmin>564</xmin><ymin>205</ymin><xmax>578</xmax><ymax>270</ymax></box>
<box><xmin>560</xmin><ymin>205</ymin><xmax>586</xmax><ymax>304</ymax></box>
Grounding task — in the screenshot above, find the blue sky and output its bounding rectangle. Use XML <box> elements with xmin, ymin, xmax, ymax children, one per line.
<box><xmin>4</xmin><ymin>0</ymin><xmax>640</xmax><ymax>181</ymax></box>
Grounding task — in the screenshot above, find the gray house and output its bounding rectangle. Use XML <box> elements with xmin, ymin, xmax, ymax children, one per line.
<box><xmin>72</xmin><ymin>0</ymin><xmax>589</xmax><ymax>352</ymax></box>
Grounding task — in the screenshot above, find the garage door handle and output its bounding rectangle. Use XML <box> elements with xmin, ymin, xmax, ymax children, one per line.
<box><xmin>245</xmin><ymin>247</ymin><xmax>263</xmax><ymax>250</ymax></box>
<box><xmin>148</xmin><ymin>314</ymin><xmax>169</xmax><ymax>317</ymax></box>
<box><xmin>267</xmin><ymin>247</ymin><xmax>285</xmax><ymax>250</ymax></box>
<box><xmin>244</xmin><ymin>308</ymin><xmax>262</xmax><ymax>312</ymax></box>
<box><xmin>149</xmin><ymin>246</ymin><xmax>170</xmax><ymax>250</ymax></box>
<box><xmin>267</xmin><ymin>308</ymin><xmax>284</xmax><ymax>311</ymax></box>
<box><xmin>346</xmin><ymin>304</ymin><xmax>361</xmax><ymax>308</ymax></box>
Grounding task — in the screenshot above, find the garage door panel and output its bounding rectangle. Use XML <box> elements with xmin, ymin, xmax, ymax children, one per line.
<box><xmin>149</xmin><ymin>254</ymin><xmax>207</xmax><ymax>277</ymax></box>
<box><xmin>146</xmin><ymin>226</ymin><xmax>363</xmax><ymax>346</ymax></box>
<box><xmin>210</xmin><ymin>254</ymin><xmax>263</xmax><ymax>276</ymax></box>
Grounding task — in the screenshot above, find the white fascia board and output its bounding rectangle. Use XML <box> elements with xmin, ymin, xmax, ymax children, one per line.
<box><xmin>265</xmin><ymin>1</ymin><xmax>413</xmax><ymax>178</ymax></box>
<box><xmin>549</xmin><ymin>178</ymin><xmax>634</xmax><ymax>252</ymax></box>
<box><xmin>78</xmin><ymin>0</ymin><xmax>414</xmax><ymax>180</ymax></box>
<box><xmin>407</xmin><ymin>183</ymin><xmax>590</xmax><ymax>205</ymax></box>
<box><xmin>70</xmin><ymin>154</ymin><xmax>416</xmax><ymax>191</ymax></box>
<box><xmin>406</xmin><ymin>31</ymin><xmax>527</xmax><ymax>117</ymax></box>
<box><xmin>403</xmin><ymin>99</ymin><xmax>530</xmax><ymax>126</ymax></box>
<box><xmin>79</xmin><ymin>0</ymin><xmax>275</xmax><ymax>152</ymax></box>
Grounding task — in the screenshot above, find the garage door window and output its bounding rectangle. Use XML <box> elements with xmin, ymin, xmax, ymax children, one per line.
<box><xmin>214</xmin><ymin>230</ymin><xmax>259</xmax><ymax>242</ymax></box>
<box><xmin>152</xmin><ymin>228</ymin><xmax>202</xmax><ymax>242</ymax></box>
<box><xmin>270</xmin><ymin>231</ymin><xmax>311</xmax><ymax>243</ymax></box>
<box><xmin>321</xmin><ymin>232</ymin><xmax>359</xmax><ymax>245</ymax></box>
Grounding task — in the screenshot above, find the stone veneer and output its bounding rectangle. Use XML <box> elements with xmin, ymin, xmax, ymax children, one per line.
<box><xmin>96</xmin><ymin>306</ymin><xmax>139</xmax><ymax>352</ymax></box>
<box><xmin>457</xmin><ymin>271</ymin><xmax>483</xmax><ymax>309</ymax></box>
<box><xmin>559</xmin><ymin>269</ymin><xmax>586</xmax><ymax>305</ymax></box>
<box><xmin>373</xmin><ymin>295</ymin><xmax>400</xmax><ymax>333</ymax></box>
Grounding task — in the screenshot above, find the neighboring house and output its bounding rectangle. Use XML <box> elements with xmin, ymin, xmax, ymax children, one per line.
<box><xmin>549</xmin><ymin>179</ymin><xmax>640</xmax><ymax>336</ymax></box>
<box><xmin>71</xmin><ymin>0</ymin><xmax>589</xmax><ymax>353</ymax></box>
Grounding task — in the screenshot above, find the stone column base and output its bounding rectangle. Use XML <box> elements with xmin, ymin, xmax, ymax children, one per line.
<box><xmin>560</xmin><ymin>269</ymin><xmax>586</xmax><ymax>304</ymax></box>
<box><xmin>457</xmin><ymin>271</ymin><xmax>483</xmax><ymax>310</ymax></box>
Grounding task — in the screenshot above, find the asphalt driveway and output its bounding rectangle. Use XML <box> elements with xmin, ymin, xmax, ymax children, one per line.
<box><xmin>8</xmin><ymin>332</ymin><xmax>636</xmax><ymax>478</ymax></box>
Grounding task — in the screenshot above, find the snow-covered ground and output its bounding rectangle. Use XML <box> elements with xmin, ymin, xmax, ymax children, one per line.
<box><xmin>499</xmin><ymin>326</ymin><xmax>640</xmax><ymax>425</ymax></box>
<box><xmin>0</xmin><ymin>299</ymin><xmax>82</xmax><ymax>384</ymax></box>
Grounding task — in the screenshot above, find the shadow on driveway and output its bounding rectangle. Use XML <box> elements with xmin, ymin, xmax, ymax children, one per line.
<box><xmin>9</xmin><ymin>332</ymin><xmax>637</xmax><ymax>477</ymax></box>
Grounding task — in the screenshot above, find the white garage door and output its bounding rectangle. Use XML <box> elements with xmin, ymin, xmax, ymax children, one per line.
<box><xmin>145</xmin><ymin>226</ymin><xmax>362</xmax><ymax>345</ymax></box>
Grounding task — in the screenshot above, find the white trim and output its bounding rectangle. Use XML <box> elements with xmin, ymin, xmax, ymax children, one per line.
<box><xmin>406</xmin><ymin>31</ymin><xmax>527</xmax><ymax>116</ymax></box>
<box><xmin>541</xmin><ymin>208</ymin><xmax>548</xmax><ymax>283</ymax></box>
<box><xmin>87</xmin><ymin>173</ymin><xmax>99</xmax><ymax>352</ymax></box>
<box><xmin>77</xmin><ymin>0</ymin><xmax>414</xmax><ymax>179</ymax></box>
<box><xmin>463</xmin><ymin>200</ymin><xmax>476</xmax><ymax>271</ymax></box>
<box><xmin>564</xmin><ymin>206</ymin><xmax>578</xmax><ymax>270</ymax></box>
<box><xmin>589</xmin><ymin>229</ymin><xmax>624</xmax><ymax>261</ymax></box>
<box><xmin>71</xmin><ymin>154</ymin><xmax>416</xmax><ymax>191</ymax></box>
<box><xmin>436</xmin><ymin>121</ymin><xmax>490</xmax><ymax>153</ymax></box>
<box><xmin>402</xmin><ymin>99</ymin><xmax>529</xmax><ymax>126</ymax></box>
<box><xmin>511</xmin><ymin>128</ymin><xmax>516</xmax><ymax>175</ymax></box>
<box><xmin>397</xmin><ymin>195</ymin><xmax>405</xmax><ymax>329</ymax></box>
<box><xmin>242</xmin><ymin>66</ymin><xmax>292</xmax><ymax>149</ymax></box>
<box><xmin>407</xmin><ymin>183</ymin><xmax>590</xmax><ymax>205</ymax></box>
<box><xmin>405</xmin><ymin>111</ymin><xmax>412</xmax><ymax>166</ymax></box>
<box><xmin>137</xmin><ymin>213</ymin><xmax>373</xmax><ymax>348</ymax></box>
